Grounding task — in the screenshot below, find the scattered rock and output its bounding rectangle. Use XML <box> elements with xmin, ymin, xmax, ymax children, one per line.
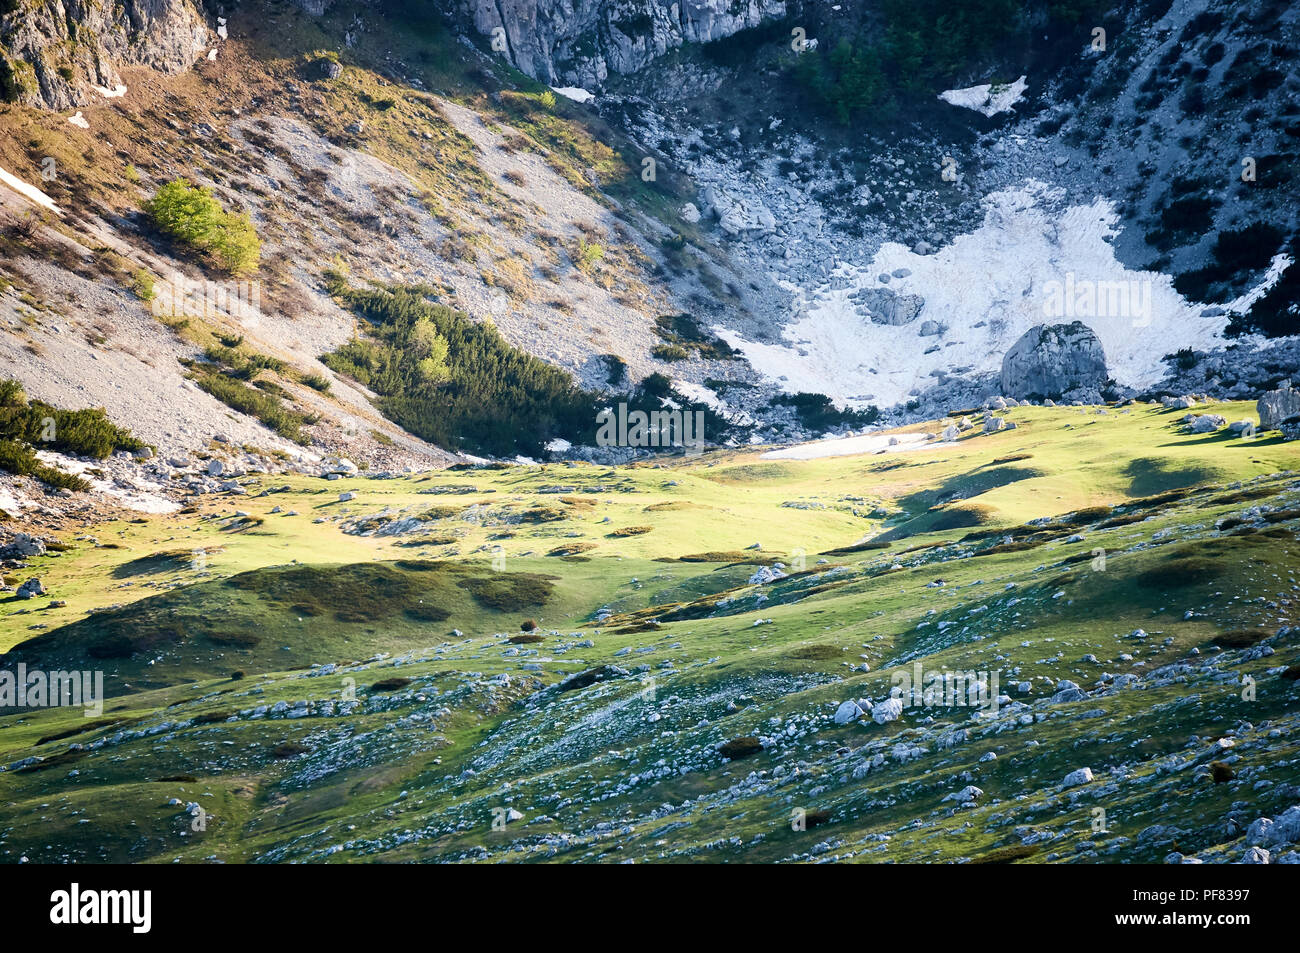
<box><xmin>1062</xmin><ymin>767</ymin><xmax>1094</xmax><ymax>788</ymax></box>
<box><xmin>1186</xmin><ymin>414</ymin><xmax>1226</xmax><ymax>434</ymax></box>
<box><xmin>873</xmin><ymin>697</ymin><xmax>904</xmax><ymax>724</ymax></box>
<box><xmin>833</xmin><ymin>700</ymin><xmax>867</xmax><ymax>725</ymax></box>
<box><xmin>0</xmin><ymin>534</ymin><xmax>46</xmax><ymax>559</ymax></box>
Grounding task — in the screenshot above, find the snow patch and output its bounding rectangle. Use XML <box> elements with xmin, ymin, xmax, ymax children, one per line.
<box><xmin>552</xmin><ymin>86</ymin><xmax>594</xmax><ymax>104</ymax></box>
<box><xmin>92</xmin><ymin>84</ymin><xmax>128</xmax><ymax>99</ymax></box>
<box><xmin>716</xmin><ymin>181</ymin><xmax>1270</xmax><ymax>408</ymax></box>
<box><xmin>940</xmin><ymin>76</ymin><xmax>1028</xmax><ymax>116</ymax></box>
<box><xmin>762</xmin><ymin>430</ymin><xmax>942</xmax><ymax>461</ymax></box>
<box><xmin>670</xmin><ymin>380</ymin><xmax>722</xmax><ymax>410</ymax></box>
<box><xmin>0</xmin><ymin>484</ymin><xmax>24</xmax><ymax>515</ymax></box>
<box><xmin>67</xmin><ymin>112</ymin><xmax>89</xmax><ymax>129</ymax></box>
<box><xmin>0</xmin><ymin>165</ymin><xmax>62</xmax><ymax>214</ymax></box>
<box><xmin>671</xmin><ymin>380</ymin><xmax>754</xmax><ymax>427</ymax></box>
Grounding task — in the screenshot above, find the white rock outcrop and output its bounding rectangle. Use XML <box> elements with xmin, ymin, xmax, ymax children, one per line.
<box><xmin>460</xmin><ymin>0</ymin><xmax>788</xmax><ymax>87</ymax></box>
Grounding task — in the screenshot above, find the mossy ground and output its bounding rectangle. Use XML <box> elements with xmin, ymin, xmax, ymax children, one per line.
<box><xmin>2</xmin><ymin>401</ymin><xmax>1299</xmax><ymax>863</ymax></box>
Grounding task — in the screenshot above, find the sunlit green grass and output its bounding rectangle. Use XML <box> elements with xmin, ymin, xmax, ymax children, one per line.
<box><xmin>2</xmin><ymin>400</ymin><xmax>1298</xmax><ymax>863</ymax></box>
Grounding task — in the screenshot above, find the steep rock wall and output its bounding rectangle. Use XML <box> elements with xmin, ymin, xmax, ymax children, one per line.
<box><xmin>459</xmin><ymin>0</ymin><xmax>788</xmax><ymax>86</ymax></box>
<box><xmin>0</xmin><ymin>0</ymin><xmax>209</xmax><ymax>109</ymax></box>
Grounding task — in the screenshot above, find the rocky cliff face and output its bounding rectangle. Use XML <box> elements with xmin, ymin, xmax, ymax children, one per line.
<box><xmin>2</xmin><ymin>0</ymin><xmax>793</xmax><ymax>107</ymax></box>
<box><xmin>459</xmin><ymin>0</ymin><xmax>788</xmax><ymax>87</ymax></box>
<box><xmin>0</xmin><ymin>0</ymin><xmax>209</xmax><ymax>110</ymax></box>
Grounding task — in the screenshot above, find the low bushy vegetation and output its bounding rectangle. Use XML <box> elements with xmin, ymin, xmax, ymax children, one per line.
<box><xmin>0</xmin><ymin>439</ymin><xmax>87</xmax><ymax>492</ymax></box>
<box><xmin>791</xmin><ymin>0</ymin><xmax>1109</xmax><ymax>124</ymax></box>
<box><xmin>601</xmin><ymin>354</ymin><xmax>628</xmax><ymax>386</ymax></box>
<box><xmin>820</xmin><ymin>540</ymin><xmax>892</xmax><ymax>555</ymax></box>
<box><xmin>651</xmin><ymin>342</ymin><xmax>689</xmax><ymax>362</ymax></box>
<box><xmin>969</xmin><ymin>843</ymin><xmax>1040</xmax><ymax>864</ymax></box>
<box><xmin>0</xmin><ymin>379</ymin><xmax>144</xmax><ymax>458</ymax></box>
<box><xmin>574</xmin><ymin>239</ymin><xmax>604</xmax><ymax>272</ymax></box>
<box><xmin>319</xmin><ymin>284</ymin><xmax>743</xmax><ymax>459</ymax></box>
<box><xmin>203</xmin><ymin>345</ymin><xmax>287</xmax><ymax>380</ymax></box>
<box><xmin>652</xmin><ymin>313</ymin><xmax>737</xmax><ymax>361</ymax></box>
<box><xmin>0</xmin><ymin>379</ymin><xmax>145</xmax><ymax>491</ymax></box>
<box><xmin>1147</xmin><ymin>195</ymin><xmax>1219</xmax><ymax>252</ymax></box>
<box><xmin>455</xmin><ymin>573</ymin><xmax>556</xmax><ymax>611</ymax></box>
<box><xmin>1215</xmin><ymin>628</ymin><xmax>1272</xmax><ymax>648</ymax></box>
<box><xmin>323</xmin><ymin>284</ymin><xmax>599</xmax><ymax>457</ymax></box>
<box><xmin>1220</xmin><ymin>231</ymin><xmax>1299</xmax><ymax>336</ymax></box>
<box><xmin>547</xmin><ymin>542</ymin><xmax>598</xmax><ymax>556</ymax></box>
<box><xmin>631</xmin><ymin>373</ymin><xmax>739</xmax><ymax>444</ymax></box>
<box><xmin>144</xmin><ymin>179</ymin><xmax>261</xmax><ymax>275</ymax></box>
<box><xmin>1135</xmin><ymin>553</ymin><xmax>1224</xmax><ymax>589</ymax></box>
<box><xmin>191</xmin><ymin>369</ymin><xmax>313</xmax><ymax>444</ymax></box>
<box><xmin>718</xmin><ymin>736</ymin><xmax>764</xmax><ymax>760</ymax></box>
<box><xmin>769</xmin><ymin>392</ymin><xmax>880</xmax><ymax>431</ymax></box>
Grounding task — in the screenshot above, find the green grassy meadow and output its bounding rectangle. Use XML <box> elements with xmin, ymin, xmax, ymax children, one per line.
<box><xmin>2</xmin><ymin>400</ymin><xmax>1299</xmax><ymax>863</ymax></box>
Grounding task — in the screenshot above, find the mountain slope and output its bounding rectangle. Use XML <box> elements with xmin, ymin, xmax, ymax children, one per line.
<box><xmin>1</xmin><ymin>0</ymin><xmax>1299</xmax><ymax>870</ymax></box>
<box><xmin>0</xmin><ymin>1</ymin><xmax>776</xmax><ymax>490</ymax></box>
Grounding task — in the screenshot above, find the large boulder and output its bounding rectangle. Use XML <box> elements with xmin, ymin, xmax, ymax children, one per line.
<box><xmin>1258</xmin><ymin>385</ymin><xmax>1300</xmax><ymax>431</ymax></box>
<box><xmin>833</xmin><ymin>699</ymin><xmax>868</xmax><ymax>724</ymax></box>
<box><xmin>1000</xmin><ymin>322</ymin><xmax>1107</xmax><ymax>400</ymax></box>
<box><xmin>1249</xmin><ymin>805</ymin><xmax>1300</xmax><ymax>847</ymax></box>
<box><xmin>1062</xmin><ymin>766</ymin><xmax>1094</xmax><ymax>788</ymax></box>
<box><xmin>851</xmin><ymin>287</ymin><xmax>926</xmax><ymax>326</ymax></box>
<box><xmin>1187</xmin><ymin>414</ymin><xmax>1227</xmax><ymax>434</ymax></box>
<box><xmin>943</xmin><ymin>785</ymin><xmax>984</xmax><ymax>804</ymax></box>
<box><xmin>872</xmin><ymin>696</ymin><xmax>904</xmax><ymax>724</ymax></box>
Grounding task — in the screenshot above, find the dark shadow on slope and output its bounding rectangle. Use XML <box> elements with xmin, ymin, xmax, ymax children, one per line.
<box><xmin>1124</xmin><ymin>457</ymin><xmax>1224</xmax><ymax>497</ymax></box>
